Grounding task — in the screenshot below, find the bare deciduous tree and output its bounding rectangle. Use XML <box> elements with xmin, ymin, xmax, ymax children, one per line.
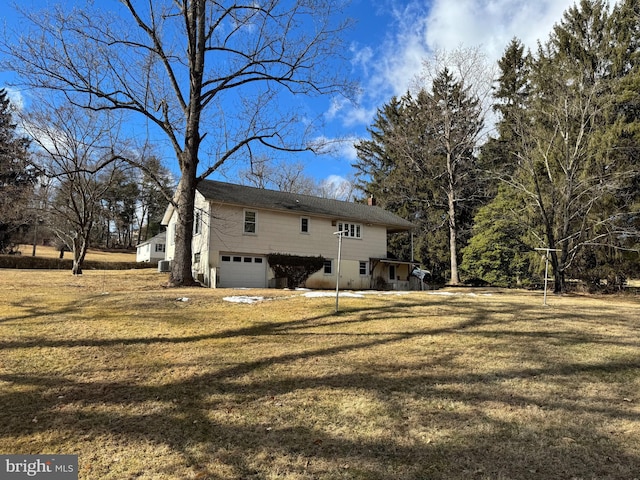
<box><xmin>239</xmin><ymin>156</ymin><xmax>319</xmax><ymax>195</ymax></box>
<box><xmin>22</xmin><ymin>100</ymin><xmax>130</xmax><ymax>274</ymax></box>
<box><xmin>504</xmin><ymin>58</ymin><xmax>639</xmax><ymax>291</ymax></box>
<box><xmin>412</xmin><ymin>48</ymin><xmax>493</xmax><ymax>284</ymax></box>
<box><xmin>3</xmin><ymin>0</ymin><xmax>354</xmax><ymax>286</ymax></box>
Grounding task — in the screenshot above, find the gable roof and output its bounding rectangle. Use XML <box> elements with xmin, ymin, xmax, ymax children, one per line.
<box><xmin>136</xmin><ymin>231</ymin><xmax>166</xmax><ymax>248</ymax></box>
<box><xmin>197</xmin><ymin>180</ymin><xmax>414</xmax><ymax>232</ymax></box>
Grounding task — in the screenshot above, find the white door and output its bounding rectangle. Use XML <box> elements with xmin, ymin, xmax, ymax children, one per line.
<box><xmin>219</xmin><ymin>254</ymin><xmax>267</xmax><ymax>288</ymax></box>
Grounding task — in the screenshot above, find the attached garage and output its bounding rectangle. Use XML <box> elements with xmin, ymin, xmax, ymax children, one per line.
<box><xmin>218</xmin><ymin>254</ymin><xmax>268</xmax><ymax>288</ymax></box>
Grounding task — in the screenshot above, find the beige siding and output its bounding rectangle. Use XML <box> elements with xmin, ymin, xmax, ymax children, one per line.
<box><xmin>165</xmin><ymin>218</ymin><xmax>176</xmax><ymax>261</ymax></box>
<box><xmin>306</xmin><ymin>259</ymin><xmax>372</xmax><ymax>290</ymax></box>
<box><xmin>192</xmin><ymin>192</ymin><xmax>212</xmax><ymax>285</ymax></box>
<box><xmin>165</xmin><ymin>198</ymin><xmax>409</xmax><ymax>289</ymax></box>
<box><xmin>207</xmin><ymin>203</ymin><xmax>388</xmax><ymax>262</ymax></box>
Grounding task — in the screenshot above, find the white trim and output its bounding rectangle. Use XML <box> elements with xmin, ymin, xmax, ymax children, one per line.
<box><xmin>300</xmin><ymin>216</ymin><xmax>310</xmax><ymax>234</ymax></box>
<box><xmin>243</xmin><ymin>209</ymin><xmax>257</xmax><ymax>235</ymax></box>
<box><xmin>337</xmin><ymin>221</ymin><xmax>362</xmax><ymax>239</ymax></box>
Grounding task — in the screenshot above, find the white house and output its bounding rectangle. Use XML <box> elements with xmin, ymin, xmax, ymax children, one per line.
<box><xmin>135</xmin><ymin>231</ymin><xmax>166</xmax><ymax>263</ymax></box>
<box><xmin>161</xmin><ymin>180</ymin><xmax>416</xmax><ymax>289</ymax></box>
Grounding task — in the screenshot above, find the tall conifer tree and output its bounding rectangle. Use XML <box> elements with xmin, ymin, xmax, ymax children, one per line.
<box><xmin>0</xmin><ymin>89</ymin><xmax>35</xmax><ymax>253</ymax></box>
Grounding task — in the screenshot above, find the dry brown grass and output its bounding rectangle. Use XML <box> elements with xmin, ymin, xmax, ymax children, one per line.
<box><xmin>0</xmin><ymin>269</ymin><xmax>639</xmax><ymax>479</ymax></box>
<box><xmin>16</xmin><ymin>244</ymin><xmax>136</xmax><ymax>262</ymax></box>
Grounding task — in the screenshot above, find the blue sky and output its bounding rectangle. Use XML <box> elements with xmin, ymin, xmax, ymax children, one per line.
<box><xmin>1</xmin><ymin>0</ymin><xmax>580</xmax><ymax>190</ymax></box>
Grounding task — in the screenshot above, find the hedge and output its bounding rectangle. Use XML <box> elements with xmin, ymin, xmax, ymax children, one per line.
<box><xmin>0</xmin><ymin>255</ymin><xmax>156</xmax><ymax>270</ymax></box>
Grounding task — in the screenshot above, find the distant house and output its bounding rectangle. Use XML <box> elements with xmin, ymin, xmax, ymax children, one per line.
<box><xmin>161</xmin><ymin>180</ymin><xmax>415</xmax><ymax>289</ymax></box>
<box><xmin>136</xmin><ymin>231</ymin><xmax>166</xmax><ymax>263</ymax></box>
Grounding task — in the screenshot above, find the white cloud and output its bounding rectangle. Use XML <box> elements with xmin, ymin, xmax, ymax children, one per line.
<box><xmin>337</xmin><ymin>137</ymin><xmax>359</xmax><ymax>161</ymax></box>
<box><xmin>3</xmin><ymin>86</ymin><xmax>26</xmax><ymax>111</ymax></box>
<box><xmin>350</xmin><ymin>43</ymin><xmax>374</xmax><ymax>76</ymax></box>
<box><xmin>425</xmin><ymin>0</ymin><xmax>577</xmax><ymax>63</ymax></box>
<box><xmin>325</xmin><ymin>96</ymin><xmax>347</xmax><ymax>121</ymax></box>
<box><xmin>332</xmin><ymin>0</ymin><xmax>584</xmax><ymax>130</ymax></box>
<box><xmin>311</xmin><ymin>134</ymin><xmax>360</xmax><ymax>161</ymax></box>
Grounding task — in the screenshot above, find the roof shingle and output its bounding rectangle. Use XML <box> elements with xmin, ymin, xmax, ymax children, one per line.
<box><xmin>197</xmin><ymin>180</ymin><xmax>414</xmax><ymax>232</ymax></box>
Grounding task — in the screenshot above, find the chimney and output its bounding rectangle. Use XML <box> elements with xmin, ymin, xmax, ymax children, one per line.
<box><xmin>367</xmin><ymin>195</ymin><xmax>376</xmax><ymax>206</ymax></box>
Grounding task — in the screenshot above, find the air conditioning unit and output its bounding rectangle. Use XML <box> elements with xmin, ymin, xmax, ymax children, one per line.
<box><xmin>158</xmin><ymin>260</ymin><xmax>171</xmax><ymax>272</ymax></box>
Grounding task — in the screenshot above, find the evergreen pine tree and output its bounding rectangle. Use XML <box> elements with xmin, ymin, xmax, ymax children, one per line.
<box><xmin>0</xmin><ymin>89</ymin><xmax>36</xmax><ymax>253</ymax></box>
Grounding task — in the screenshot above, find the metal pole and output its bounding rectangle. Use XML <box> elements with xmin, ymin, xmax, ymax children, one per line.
<box><xmin>543</xmin><ymin>254</ymin><xmax>549</xmax><ymax>306</ymax></box>
<box><xmin>334</xmin><ymin>231</ymin><xmax>344</xmax><ymax>313</ymax></box>
<box><xmin>410</xmin><ymin>231</ymin><xmax>414</xmax><ymax>262</ymax></box>
<box><xmin>535</xmin><ymin>247</ymin><xmax>562</xmax><ymax>306</ymax></box>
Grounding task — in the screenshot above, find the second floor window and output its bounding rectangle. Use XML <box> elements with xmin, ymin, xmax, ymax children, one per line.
<box><xmin>301</xmin><ymin>217</ymin><xmax>309</xmax><ymax>233</ymax></box>
<box><xmin>338</xmin><ymin>222</ymin><xmax>362</xmax><ymax>238</ymax></box>
<box><xmin>244</xmin><ymin>210</ymin><xmax>257</xmax><ymax>234</ymax></box>
<box><xmin>194</xmin><ymin>210</ymin><xmax>202</xmax><ymax>235</ymax></box>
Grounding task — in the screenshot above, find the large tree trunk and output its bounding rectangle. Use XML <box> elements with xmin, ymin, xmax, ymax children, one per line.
<box><xmin>550</xmin><ymin>251</ymin><xmax>565</xmax><ymax>294</ymax></box>
<box><xmin>447</xmin><ymin>188</ymin><xmax>460</xmax><ymax>285</ymax></box>
<box><xmin>166</xmin><ymin>0</ymin><xmax>203</xmax><ymax>288</ymax></box>
<box><xmin>169</xmin><ymin>170</ymin><xmax>198</xmax><ymax>287</ymax></box>
<box><xmin>71</xmin><ymin>235</ymin><xmax>88</xmax><ymax>275</ymax></box>
<box><xmin>446</xmin><ymin>147</ymin><xmax>460</xmax><ymax>286</ymax></box>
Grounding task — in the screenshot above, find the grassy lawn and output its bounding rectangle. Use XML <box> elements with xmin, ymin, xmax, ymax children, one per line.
<box><xmin>16</xmin><ymin>244</ymin><xmax>137</xmax><ymax>262</ymax></box>
<box><xmin>0</xmin><ymin>269</ymin><xmax>638</xmax><ymax>479</ymax></box>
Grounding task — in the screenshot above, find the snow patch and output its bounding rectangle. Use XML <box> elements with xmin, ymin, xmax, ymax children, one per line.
<box><xmin>223</xmin><ymin>296</ymin><xmax>264</xmax><ymax>304</ymax></box>
<box><xmin>303</xmin><ymin>291</ymin><xmax>365</xmax><ymax>298</ymax></box>
<box><xmin>357</xmin><ymin>290</ymin><xmax>412</xmax><ymax>296</ymax></box>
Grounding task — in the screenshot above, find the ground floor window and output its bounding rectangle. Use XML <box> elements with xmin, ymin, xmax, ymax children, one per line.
<box><xmin>359</xmin><ymin>261</ymin><xmax>368</xmax><ymax>275</ymax></box>
<box><xmin>323</xmin><ymin>259</ymin><xmax>333</xmax><ymax>274</ymax></box>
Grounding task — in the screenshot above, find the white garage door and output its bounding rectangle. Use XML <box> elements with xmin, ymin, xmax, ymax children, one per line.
<box><xmin>218</xmin><ymin>254</ymin><xmax>267</xmax><ymax>288</ymax></box>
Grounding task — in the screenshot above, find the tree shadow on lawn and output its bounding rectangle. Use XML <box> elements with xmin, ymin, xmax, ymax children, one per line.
<box><xmin>0</xmin><ymin>294</ymin><xmax>110</xmax><ymax>324</ymax></box>
<box><xmin>1</xmin><ymin>297</ymin><xmax>639</xmax><ymax>479</ymax></box>
<box><xmin>0</xmin><ymin>294</ymin><xmax>495</xmax><ymax>349</ymax></box>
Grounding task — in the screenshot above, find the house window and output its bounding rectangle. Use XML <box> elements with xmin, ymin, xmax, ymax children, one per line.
<box><xmin>194</xmin><ymin>210</ymin><xmax>202</xmax><ymax>235</ymax></box>
<box><xmin>194</xmin><ymin>252</ymin><xmax>201</xmax><ymax>264</ymax></box>
<box><xmin>337</xmin><ymin>222</ymin><xmax>362</xmax><ymax>239</ymax></box>
<box><xmin>233</xmin><ymin>256</ymin><xmax>242</xmax><ymax>262</ymax></box>
<box><xmin>155</xmin><ymin>243</ymin><xmax>165</xmax><ymax>253</ymax></box>
<box><xmin>244</xmin><ymin>210</ymin><xmax>257</xmax><ymax>234</ymax></box>
<box><xmin>301</xmin><ymin>217</ymin><xmax>309</xmax><ymax>233</ymax></box>
<box><xmin>221</xmin><ymin>255</ymin><xmax>231</xmax><ymax>262</ymax></box>
<box><xmin>359</xmin><ymin>261</ymin><xmax>368</xmax><ymax>275</ymax></box>
<box><xmin>323</xmin><ymin>259</ymin><xmax>333</xmax><ymax>275</ymax></box>
<box><xmin>389</xmin><ymin>265</ymin><xmax>396</xmax><ymax>281</ymax></box>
